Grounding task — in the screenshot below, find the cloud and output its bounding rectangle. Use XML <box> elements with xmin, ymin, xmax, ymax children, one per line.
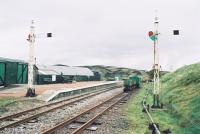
<box><xmin>0</xmin><ymin>0</ymin><xmax>199</xmax><ymax>71</ymax></box>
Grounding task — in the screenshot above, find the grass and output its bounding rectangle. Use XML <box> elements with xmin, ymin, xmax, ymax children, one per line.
<box><xmin>122</xmin><ymin>86</ymin><xmax>151</xmax><ymax>134</ymax></box>
<box><xmin>122</xmin><ymin>84</ymin><xmax>180</xmax><ymax>134</ymax></box>
<box><xmin>160</xmin><ymin>63</ymin><xmax>200</xmax><ymax>134</ymax></box>
<box><xmin>0</xmin><ymin>96</ymin><xmax>16</xmax><ymax>114</ymax></box>
<box><xmin>0</xmin><ymin>97</ymin><xmax>16</xmax><ymax>108</ymax></box>
<box><xmin>123</xmin><ymin>62</ymin><xmax>200</xmax><ymax>134</ymax></box>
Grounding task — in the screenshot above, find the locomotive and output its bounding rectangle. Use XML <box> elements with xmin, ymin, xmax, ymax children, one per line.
<box><xmin>123</xmin><ymin>75</ymin><xmax>141</xmax><ymax>92</ymax></box>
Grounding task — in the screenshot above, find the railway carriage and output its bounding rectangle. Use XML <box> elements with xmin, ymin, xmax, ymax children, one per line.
<box><xmin>123</xmin><ymin>75</ymin><xmax>141</xmax><ymax>92</ymax></box>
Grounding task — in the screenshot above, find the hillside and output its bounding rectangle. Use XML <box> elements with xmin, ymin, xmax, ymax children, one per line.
<box><xmin>82</xmin><ymin>65</ymin><xmax>150</xmax><ymax>81</ymax></box>
<box><xmin>160</xmin><ymin>63</ymin><xmax>200</xmax><ymax>133</ymax></box>
<box><xmin>123</xmin><ymin>63</ymin><xmax>200</xmax><ymax>134</ymax></box>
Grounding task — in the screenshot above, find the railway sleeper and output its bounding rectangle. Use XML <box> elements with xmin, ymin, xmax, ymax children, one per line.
<box><xmin>72</xmin><ymin>120</ymin><xmax>102</xmax><ymax>125</ymax></box>
<box><xmin>68</xmin><ymin>123</ymin><xmax>99</xmax><ymax>131</ymax></box>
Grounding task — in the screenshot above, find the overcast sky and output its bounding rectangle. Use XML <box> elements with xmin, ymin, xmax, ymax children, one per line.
<box><xmin>0</xmin><ymin>0</ymin><xmax>199</xmax><ymax>70</ymax></box>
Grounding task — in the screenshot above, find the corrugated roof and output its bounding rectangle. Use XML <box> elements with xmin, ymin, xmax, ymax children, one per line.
<box><xmin>37</xmin><ymin>65</ymin><xmax>94</xmax><ymax>76</ymax></box>
<box><xmin>0</xmin><ymin>57</ymin><xmax>27</xmax><ymax>63</ymax></box>
<box><xmin>38</xmin><ymin>69</ymin><xmax>60</xmax><ymax>75</ymax></box>
<box><xmin>37</xmin><ymin>65</ymin><xmax>59</xmax><ymax>75</ymax></box>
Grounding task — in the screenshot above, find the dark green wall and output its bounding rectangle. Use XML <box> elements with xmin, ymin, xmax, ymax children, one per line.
<box><xmin>0</xmin><ymin>61</ymin><xmax>37</xmax><ymax>86</ymax></box>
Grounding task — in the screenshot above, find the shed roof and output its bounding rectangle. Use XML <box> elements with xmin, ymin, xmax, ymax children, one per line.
<box><xmin>37</xmin><ymin>65</ymin><xmax>94</xmax><ymax>76</ymax></box>
<box><xmin>0</xmin><ymin>57</ymin><xmax>27</xmax><ymax>63</ymax></box>
<box><xmin>38</xmin><ymin>69</ymin><xmax>60</xmax><ymax>75</ymax></box>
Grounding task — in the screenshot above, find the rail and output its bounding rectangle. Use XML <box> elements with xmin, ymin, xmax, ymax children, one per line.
<box><xmin>41</xmin><ymin>92</ymin><xmax>126</xmax><ymax>134</ymax></box>
<box><xmin>142</xmin><ymin>89</ymin><xmax>161</xmax><ymax>134</ymax></box>
<box><xmin>71</xmin><ymin>93</ymin><xmax>128</xmax><ymax>134</ymax></box>
<box><xmin>0</xmin><ymin>86</ymin><xmax>119</xmax><ymax>131</ymax></box>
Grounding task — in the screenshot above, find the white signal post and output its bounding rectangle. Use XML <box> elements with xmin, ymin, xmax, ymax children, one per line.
<box><xmin>149</xmin><ymin>14</ymin><xmax>180</xmax><ymax>107</ymax></box>
<box><xmin>26</xmin><ymin>21</ymin><xmax>52</xmax><ymax>97</ymax></box>
<box><xmin>153</xmin><ymin>16</ymin><xmax>161</xmax><ymax>107</ymax></box>
<box><xmin>26</xmin><ymin>20</ymin><xmax>36</xmax><ymax>97</ymax></box>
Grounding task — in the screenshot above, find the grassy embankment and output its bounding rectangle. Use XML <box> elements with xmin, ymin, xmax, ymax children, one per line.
<box><xmin>123</xmin><ymin>63</ymin><xmax>200</xmax><ymax>134</ymax></box>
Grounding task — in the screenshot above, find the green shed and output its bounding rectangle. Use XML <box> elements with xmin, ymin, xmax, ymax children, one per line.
<box><xmin>0</xmin><ymin>57</ymin><xmax>37</xmax><ymax>87</ymax></box>
<box><xmin>17</xmin><ymin>63</ymin><xmax>28</xmax><ymax>84</ymax></box>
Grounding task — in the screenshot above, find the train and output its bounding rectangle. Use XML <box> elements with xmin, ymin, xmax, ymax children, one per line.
<box><xmin>123</xmin><ymin>75</ymin><xmax>141</xmax><ymax>92</ymax></box>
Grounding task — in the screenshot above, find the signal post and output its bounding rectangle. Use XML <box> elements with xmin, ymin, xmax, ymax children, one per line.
<box><xmin>26</xmin><ymin>20</ymin><xmax>52</xmax><ymax>97</ymax></box>
<box><xmin>148</xmin><ymin>16</ymin><xmax>161</xmax><ymax>108</ymax></box>
<box><xmin>26</xmin><ymin>20</ymin><xmax>36</xmax><ymax>97</ymax></box>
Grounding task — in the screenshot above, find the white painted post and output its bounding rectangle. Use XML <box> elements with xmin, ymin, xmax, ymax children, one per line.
<box><xmin>153</xmin><ymin>16</ymin><xmax>161</xmax><ymax>107</ymax></box>
<box><xmin>26</xmin><ymin>20</ymin><xmax>36</xmax><ymax>97</ymax></box>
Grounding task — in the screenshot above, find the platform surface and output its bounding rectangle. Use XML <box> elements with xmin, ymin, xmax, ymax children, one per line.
<box><xmin>0</xmin><ymin>81</ymin><xmax>106</xmax><ymax>97</ymax></box>
<box><xmin>37</xmin><ymin>81</ymin><xmax>121</xmax><ymax>101</ymax></box>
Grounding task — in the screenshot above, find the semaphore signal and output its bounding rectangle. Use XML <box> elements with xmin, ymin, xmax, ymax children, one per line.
<box><xmin>148</xmin><ymin>15</ymin><xmax>180</xmax><ymax>108</ymax></box>
<box><xmin>148</xmin><ymin>16</ymin><xmax>161</xmax><ymax>108</ymax></box>
<box><xmin>26</xmin><ymin>20</ymin><xmax>52</xmax><ymax>97</ymax></box>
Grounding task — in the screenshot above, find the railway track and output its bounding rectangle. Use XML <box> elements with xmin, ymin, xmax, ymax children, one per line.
<box><xmin>0</xmin><ymin>86</ymin><xmax>119</xmax><ymax>132</ymax></box>
<box><xmin>42</xmin><ymin>92</ymin><xmax>128</xmax><ymax>134</ymax></box>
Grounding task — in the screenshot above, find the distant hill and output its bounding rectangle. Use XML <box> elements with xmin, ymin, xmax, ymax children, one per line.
<box><xmin>53</xmin><ymin>64</ymin><xmax>69</xmax><ymax>67</ymax></box>
<box><xmin>81</xmin><ymin>65</ymin><xmax>150</xmax><ymax>81</ymax></box>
